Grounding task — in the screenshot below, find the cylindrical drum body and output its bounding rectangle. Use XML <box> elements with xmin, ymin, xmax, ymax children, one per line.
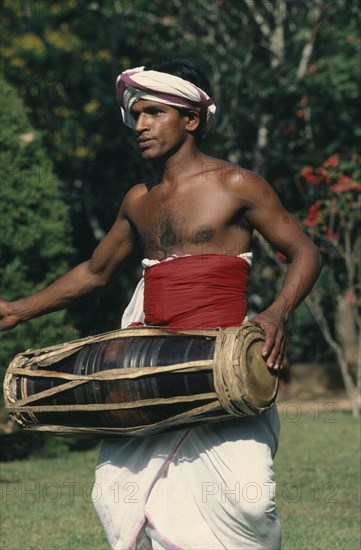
<box><xmin>4</xmin><ymin>326</ymin><xmax>278</xmax><ymax>437</ymax></box>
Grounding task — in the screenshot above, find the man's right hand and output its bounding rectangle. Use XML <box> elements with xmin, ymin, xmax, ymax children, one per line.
<box><xmin>0</xmin><ymin>299</ymin><xmax>20</xmax><ymax>331</ymax></box>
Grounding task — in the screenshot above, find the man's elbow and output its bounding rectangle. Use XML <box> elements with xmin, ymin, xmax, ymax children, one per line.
<box><xmin>85</xmin><ymin>260</ymin><xmax>113</xmax><ymax>290</ymax></box>
<box><xmin>290</xmin><ymin>241</ymin><xmax>322</xmax><ymax>273</ymax></box>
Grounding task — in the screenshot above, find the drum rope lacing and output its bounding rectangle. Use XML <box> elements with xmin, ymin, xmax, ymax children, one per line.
<box><xmin>4</xmin><ymin>326</ymin><xmax>278</xmax><ymax>436</ymax></box>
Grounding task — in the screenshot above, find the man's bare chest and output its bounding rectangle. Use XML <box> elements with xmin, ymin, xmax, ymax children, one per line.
<box><xmin>129</xmin><ymin>183</ymin><xmax>251</xmax><ymax>255</ymax></box>
<box><xmin>143</xmin><ymin>194</ymin><xmax>214</xmax><ymax>249</ymax></box>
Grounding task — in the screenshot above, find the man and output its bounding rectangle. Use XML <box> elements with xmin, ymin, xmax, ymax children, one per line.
<box><xmin>0</xmin><ymin>58</ymin><xmax>321</xmax><ymax>549</ymax></box>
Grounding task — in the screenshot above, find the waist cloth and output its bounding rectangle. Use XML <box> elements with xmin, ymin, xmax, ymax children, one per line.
<box><xmin>93</xmin><ymin>254</ymin><xmax>281</xmax><ymax>550</ymax></box>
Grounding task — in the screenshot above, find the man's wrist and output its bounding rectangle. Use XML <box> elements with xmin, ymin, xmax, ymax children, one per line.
<box><xmin>9</xmin><ymin>299</ymin><xmax>29</xmax><ymax>325</ymax></box>
<box><xmin>267</xmin><ymin>296</ymin><xmax>294</xmax><ymax>323</ymax></box>
<box><xmin>265</xmin><ymin>299</ymin><xmax>291</xmax><ymax>324</ymax></box>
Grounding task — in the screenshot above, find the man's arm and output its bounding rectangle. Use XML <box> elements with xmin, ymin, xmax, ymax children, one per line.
<box><xmin>231</xmin><ymin>169</ymin><xmax>322</xmax><ymax>370</ymax></box>
<box><xmin>0</xmin><ymin>198</ymin><xmax>137</xmax><ymax>331</ymax></box>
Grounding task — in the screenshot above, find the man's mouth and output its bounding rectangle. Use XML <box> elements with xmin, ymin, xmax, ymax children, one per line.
<box><xmin>138</xmin><ymin>138</ymin><xmax>154</xmax><ymax>149</ymax></box>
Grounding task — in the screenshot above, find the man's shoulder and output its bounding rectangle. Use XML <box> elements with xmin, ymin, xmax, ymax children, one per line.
<box><xmin>117</xmin><ymin>182</ymin><xmax>148</xmax><ymax>218</ymax></box>
<box><xmin>202</xmin><ymin>155</ymin><xmax>265</xmax><ymax>195</ymax></box>
<box><xmin>123</xmin><ymin>182</ymin><xmax>149</xmax><ymax>203</ymax></box>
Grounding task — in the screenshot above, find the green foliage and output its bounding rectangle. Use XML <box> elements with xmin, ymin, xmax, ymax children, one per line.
<box><xmin>287</xmin><ymin>301</ymin><xmax>332</xmax><ymax>364</ymax></box>
<box><xmin>0</xmin><ymin>78</ymin><xmax>76</xmax><ymax>382</ymax></box>
<box><xmin>1</xmin><ymin>0</ymin><xmax>150</xmax><ymax>335</ymax></box>
<box><xmin>5</xmin><ymin>0</ymin><xmax>359</xmax><ymax>211</ymax></box>
<box><xmin>1</xmin><ymin>0</ymin><xmax>149</xmax><ymax>218</ymax></box>
<box><xmin>1</xmin><ymin>1</ymin><xmax>360</xmax><ymax>364</ymax></box>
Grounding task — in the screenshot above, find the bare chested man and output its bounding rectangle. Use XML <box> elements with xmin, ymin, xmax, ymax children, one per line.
<box><xmin>1</xmin><ymin>59</ymin><xmax>321</xmax><ymax>549</ymax></box>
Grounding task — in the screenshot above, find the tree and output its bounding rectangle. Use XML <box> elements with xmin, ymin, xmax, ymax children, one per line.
<box><xmin>1</xmin><ymin>0</ymin><xmax>148</xmax><ymax>335</ymax></box>
<box><xmin>1</xmin><ymin>0</ymin><xmax>359</xmax><ymax>369</ymax></box>
<box><xmin>299</xmin><ymin>154</ymin><xmax>361</xmax><ymax>416</ymax></box>
<box><xmin>0</xmin><ymin>78</ymin><xmax>77</xmax><ymax>384</ymax></box>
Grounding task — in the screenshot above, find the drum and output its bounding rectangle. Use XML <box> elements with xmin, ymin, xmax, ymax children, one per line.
<box><xmin>4</xmin><ymin>325</ymin><xmax>278</xmax><ymax>437</ymax></box>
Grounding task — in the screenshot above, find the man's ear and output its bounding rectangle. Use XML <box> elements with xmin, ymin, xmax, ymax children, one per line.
<box><xmin>185</xmin><ymin>110</ymin><xmax>201</xmax><ymax>133</ymax></box>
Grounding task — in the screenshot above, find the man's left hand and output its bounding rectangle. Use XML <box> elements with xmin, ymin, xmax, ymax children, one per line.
<box><xmin>248</xmin><ymin>310</ymin><xmax>287</xmax><ymax>371</ymax></box>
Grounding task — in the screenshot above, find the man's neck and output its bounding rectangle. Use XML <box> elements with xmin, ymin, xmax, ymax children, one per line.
<box><xmin>153</xmin><ymin>142</ymin><xmax>204</xmax><ymax>184</ymax></box>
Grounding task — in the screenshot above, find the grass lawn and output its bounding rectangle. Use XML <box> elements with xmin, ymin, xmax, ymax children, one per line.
<box><xmin>0</xmin><ymin>407</ymin><xmax>360</xmax><ymax>550</ymax></box>
<box><xmin>0</xmin><ymin>447</ymin><xmax>108</xmax><ymax>550</ymax></box>
<box><xmin>274</xmin><ymin>406</ymin><xmax>360</xmax><ymax>550</ymax></box>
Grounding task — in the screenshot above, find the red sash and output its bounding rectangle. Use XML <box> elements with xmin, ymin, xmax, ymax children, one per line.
<box><xmin>143</xmin><ymin>254</ymin><xmax>250</xmax><ymax>330</ymax></box>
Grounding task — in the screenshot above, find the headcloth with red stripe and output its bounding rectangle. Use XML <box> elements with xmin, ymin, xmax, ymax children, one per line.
<box><xmin>116</xmin><ymin>66</ymin><xmax>216</xmax><ymax>134</ymax></box>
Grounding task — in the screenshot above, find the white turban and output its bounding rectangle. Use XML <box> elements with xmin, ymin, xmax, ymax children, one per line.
<box><xmin>116</xmin><ymin>66</ymin><xmax>216</xmax><ymax>134</ymax></box>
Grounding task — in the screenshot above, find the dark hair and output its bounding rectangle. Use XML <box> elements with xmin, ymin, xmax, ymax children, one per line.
<box><xmin>144</xmin><ymin>57</ymin><xmax>212</xmax><ymax>141</ymax></box>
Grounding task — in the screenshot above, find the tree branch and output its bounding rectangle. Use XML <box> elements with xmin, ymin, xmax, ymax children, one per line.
<box><xmin>306</xmin><ymin>292</ymin><xmax>360</xmax><ymax>416</ymax></box>
<box><xmin>296</xmin><ymin>0</ymin><xmax>323</xmax><ymax>80</ymax></box>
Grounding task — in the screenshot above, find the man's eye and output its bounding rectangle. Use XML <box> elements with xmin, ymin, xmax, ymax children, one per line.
<box><xmin>131</xmin><ymin>108</ymin><xmax>162</xmax><ymax>119</ymax></box>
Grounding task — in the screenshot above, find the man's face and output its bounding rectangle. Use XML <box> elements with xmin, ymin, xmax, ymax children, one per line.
<box><xmin>130</xmin><ymin>99</ymin><xmax>190</xmax><ymax>160</ymax></box>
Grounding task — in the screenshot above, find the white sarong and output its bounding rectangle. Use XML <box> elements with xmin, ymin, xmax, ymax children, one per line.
<box><xmin>93</xmin><ymin>256</ymin><xmax>281</xmax><ymax>550</ymax></box>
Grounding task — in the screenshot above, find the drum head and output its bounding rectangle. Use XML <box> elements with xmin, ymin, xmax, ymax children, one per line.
<box><xmin>239</xmin><ymin>330</ymin><xmax>278</xmax><ymax>408</ymax></box>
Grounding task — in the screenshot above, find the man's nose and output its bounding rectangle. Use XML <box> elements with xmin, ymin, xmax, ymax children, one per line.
<box><xmin>134</xmin><ymin>113</ymin><xmax>150</xmax><ymax>133</ymax></box>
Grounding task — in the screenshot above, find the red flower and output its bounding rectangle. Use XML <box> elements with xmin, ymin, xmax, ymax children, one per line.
<box><xmin>331</xmin><ymin>183</ymin><xmax>346</xmax><ymax>192</ymax></box>
<box><xmin>309</xmin><ymin>202</ymin><xmax>321</xmax><ymax>214</ymax></box>
<box><xmin>331</xmin><ymin>175</ymin><xmax>360</xmax><ymax>192</ymax></box>
<box><xmin>304</xmin><ymin>219</ymin><xmax>318</xmax><ymax>227</ymax></box>
<box><xmin>316</xmin><ymin>167</ymin><xmax>331</xmax><ymax>182</ymax></box>
<box><xmin>345</xmin><ymin>290</ymin><xmax>356</xmax><ymax>304</ymax></box>
<box><xmin>304</xmin><ymin>202</ymin><xmax>321</xmax><ymax>227</ymax></box>
<box><xmin>340</xmin><ymin>175</ymin><xmax>353</xmax><ymax>184</ymax></box>
<box><xmin>283</xmin><ymin>124</ymin><xmax>296</xmax><ymax>136</ymax></box>
<box><xmin>323</xmin><ymin>155</ymin><xmax>339</xmax><ymax>167</ymax></box>
<box><xmin>305</xmin><ymin>174</ymin><xmax>323</xmax><ymax>184</ymax></box>
<box><xmin>275</xmin><ymin>251</ymin><xmax>287</xmax><ymax>262</ymax></box>
<box><xmin>300</xmin><ymin>166</ymin><xmax>313</xmax><ymax>177</ymax></box>
<box><xmin>324</xmin><ymin>229</ymin><xmax>335</xmax><ymax>240</ymax></box>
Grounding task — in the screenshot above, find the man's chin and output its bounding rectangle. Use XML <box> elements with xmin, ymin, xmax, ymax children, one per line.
<box><xmin>139</xmin><ymin>144</ymin><xmax>175</xmax><ymax>162</ymax></box>
<box><xmin>140</xmin><ymin>150</ymin><xmax>155</xmax><ymax>160</ymax></box>
<box><xmin>139</xmin><ymin>148</ymin><xmax>161</xmax><ymax>160</ymax></box>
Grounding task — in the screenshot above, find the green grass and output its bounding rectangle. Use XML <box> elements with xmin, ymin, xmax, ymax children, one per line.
<box><xmin>0</xmin><ymin>409</ymin><xmax>360</xmax><ymax>550</ymax></box>
<box><xmin>274</xmin><ymin>406</ymin><xmax>360</xmax><ymax>550</ymax></box>
<box><xmin>0</xmin><ymin>447</ymin><xmax>108</xmax><ymax>550</ymax></box>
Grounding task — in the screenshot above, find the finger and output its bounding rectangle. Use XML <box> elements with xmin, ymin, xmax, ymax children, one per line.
<box><xmin>260</xmin><ymin>322</ymin><xmax>277</xmax><ymax>362</ymax></box>
<box><xmin>272</xmin><ymin>341</ymin><xmax>285</xmax><ymax>371</ymax></box>
<box><xmin>275</xmin><ymin>336</ymin><xmax>287</xmax><ymax>370</ymax></box>
<box><xmin>265</xmin><ymin>330</ymin><xmax>285</xmax><ymax>369</ymax></box>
